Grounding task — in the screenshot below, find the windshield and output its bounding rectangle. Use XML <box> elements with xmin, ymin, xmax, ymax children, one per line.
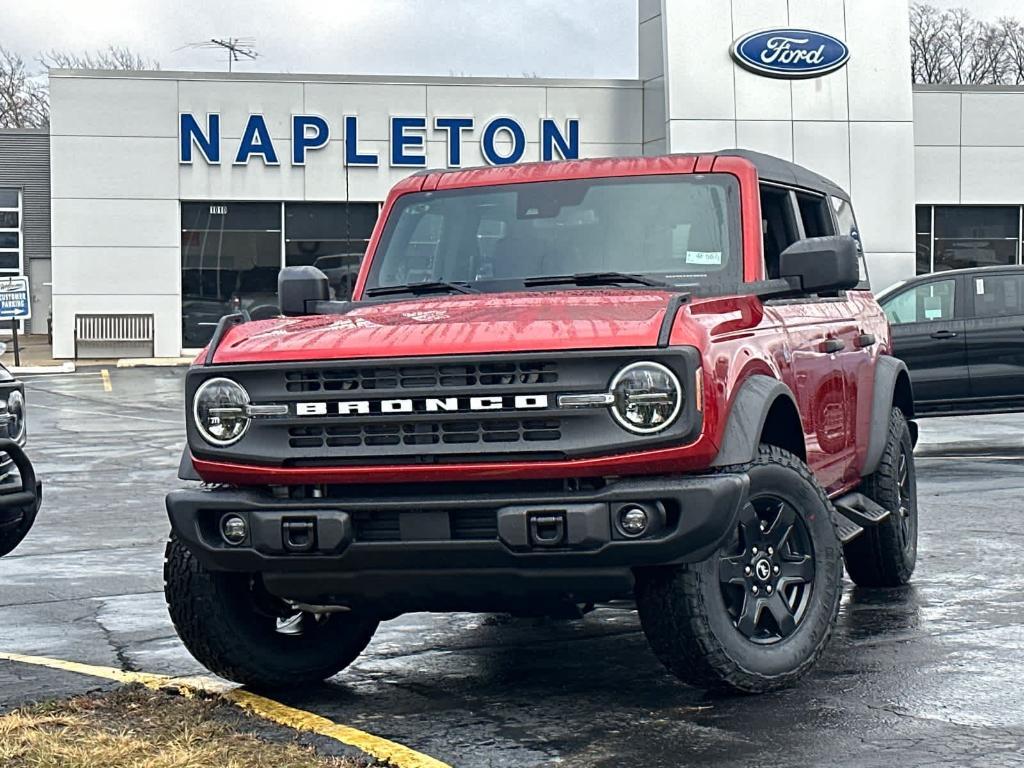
<box><xmin>363</xmin><ymin>174</ymin><xmax>742</xmax><ymax>296</ymax></box>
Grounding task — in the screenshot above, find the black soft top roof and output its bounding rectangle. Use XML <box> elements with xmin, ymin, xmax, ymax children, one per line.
<box><xmin>715</xmin><ymin>149</ymin><xmax>850</xmax><ymax>201</ymax></box>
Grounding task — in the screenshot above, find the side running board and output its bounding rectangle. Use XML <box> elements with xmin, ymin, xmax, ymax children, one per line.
<box><xmin>831</xmin><ymin>492</ymin><xmax>892</xmax><ymax>544</ymax></box>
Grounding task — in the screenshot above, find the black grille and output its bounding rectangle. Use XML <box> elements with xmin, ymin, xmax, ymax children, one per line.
<box><xmin>351</xmin><ymin>509</ymin><xmax>499</xmax><ymax>542</ymax></box>
<box><xmin>352</xmin><ymin>511</ymin><xmax>400</xmax><ymax>541</ymax></box>
<box><xmin>284</xmin><ymin>360</ymin><xmax>558</xmax><ymax>393</ymax></box>
<box><xmin>187</xmin><ymin>349</ymin><xmax>701</xmax><ymax>466</ymax></box>
<box><xmin>288</xmin><ymin>418</ymin><xmax>561</xmax><ymax>449</ymax></box>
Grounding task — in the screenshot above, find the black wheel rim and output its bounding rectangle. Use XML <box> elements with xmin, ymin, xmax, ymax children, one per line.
<box><xmin>896</xmin><ymin>445</ymin><xmax>914</xmax><ymax>553</ymax></box>
<box><xmin>718</xmin><ymin>496</ymin><xmax>816</xmax><ymax>645</ymax></box>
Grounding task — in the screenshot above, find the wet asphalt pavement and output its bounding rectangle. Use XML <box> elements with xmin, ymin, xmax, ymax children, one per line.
<box><xmin>2</xmin><ymin>366</ymin><xmax>1024</xmax><ymax>767</ymax></box>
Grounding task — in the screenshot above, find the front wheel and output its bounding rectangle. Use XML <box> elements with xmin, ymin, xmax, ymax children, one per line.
<box><xmin>164</xmin><ymin>534</ymin><xmax>378</xmax><ymax>689</ymax></box>
<box><xmin>636</xmin><ymin>445</ymin><xmax>844</xmax><ymax>693</ymax></box>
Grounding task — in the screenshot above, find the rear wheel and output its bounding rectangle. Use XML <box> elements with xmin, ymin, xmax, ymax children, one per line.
<box><xmin>844</xmin><ymin>407</ymin><xmax>917</xmax><ymax>587</ymax></box>
<box><xmin>164</xmin><ymin>534</ymin><xmax>378</xmax><ymax>689</ymax></box>
<box><xmin>636</xmin><ymin>445</ymin><xmax>843</xmax><ymax>693</ymax></box>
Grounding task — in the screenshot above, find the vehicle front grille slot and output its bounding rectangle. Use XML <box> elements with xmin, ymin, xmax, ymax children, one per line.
<box><xmin>284</xmin><ymin>360</ymin><xmax>559</xmax><ymax>393</ymax></box>
<box><xmin>289</xmin><ymin>419</ymin><xmax>562</xmax><ymax>449</ymax></box>
<box><xmin>450</xmin><ymin>509</ymin><xmax>499</xmax><ymax>540</ymax></box>
<box><xmin>352</xmin><ymin>510</ymin><xmax>400</xmax><ymax>542</ymax></box>
<box><xmin>351</xmin><ymin>509</ymin><xmax>498</xmax><ymax>542</ymax></box>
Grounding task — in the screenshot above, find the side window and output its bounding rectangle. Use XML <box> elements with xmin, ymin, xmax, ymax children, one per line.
<box><xmin>882</xmin><ymin>279</ymin><xmax>956</xmax><ymax>325</ymax></box>
<box><xmin>796</xmin><ymin>192</ymin><xmax>836</xmax><ymax>238</ymax></box>
<box><xmin>759</xmin><ymin>185</ymin><xmax>800</xmax><ymax>279</ymax></box>
<box><xmin>830</xmin><ymin>196</ymin><xmax>869</xmax><ymax>286</ymax></box>
<box><xmin>972</xmin><ymin>274</ymin><xmax>1024</xmax><ymax>318</ymax></box>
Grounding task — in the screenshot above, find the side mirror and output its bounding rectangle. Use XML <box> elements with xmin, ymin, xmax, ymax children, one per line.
<box><xmin>278</xmin><ymin>266</ymin><xmax>330</xmax><ymax>316</ymax></box>
<box><xmin>779</xmin><ymin>235</ymin><xmax>860</xmax><ymax>294</ymax></box>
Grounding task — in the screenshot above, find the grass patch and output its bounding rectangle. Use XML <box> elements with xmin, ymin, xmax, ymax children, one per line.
<box><xmin>0</xmin><ymin>684</ymin><xmax>370</xmax><ymax>767</ymax></box>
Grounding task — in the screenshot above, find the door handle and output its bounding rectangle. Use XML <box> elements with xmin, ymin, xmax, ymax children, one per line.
<box><xmin>818</xmin><ymin>338</ymin><xmax>845</xmax><ymax>353</ymax></box>
<box><xmin>930</xmin><ymin>330</ymin><xmax>958</xmax><ymax>339</ymax></box>
<box><xmin>855</xmin><ymin>333</ymin><xmax>876</xmax><ymax>348</ymax></box>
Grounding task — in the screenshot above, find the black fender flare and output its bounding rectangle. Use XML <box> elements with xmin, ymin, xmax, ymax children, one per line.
<box><xmin>711</xmin><ymin>375</ymin><xmax>800</xmax><ymax>467</ymax></box>
<box><xmin>861</xmin><ymin>356</ymin><xmax>915</xmax><ymax>478</ymax></box>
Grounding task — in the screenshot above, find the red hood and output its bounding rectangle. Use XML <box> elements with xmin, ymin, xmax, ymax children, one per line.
<box><xmin>210</xmin><ymin>289</ymin><xmax>680</xmax><ymax>364</ymax></box>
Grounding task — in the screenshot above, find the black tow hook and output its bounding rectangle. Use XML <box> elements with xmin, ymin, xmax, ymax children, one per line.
<box><xmin>282</xmin><ymin>518</ymin><xmax>317</xmax><ymax>553</ymax></box>
<box><xmin>528</xmin><ymin>513</ymin><xmax>566</xmax><ymax>547</ymax></box>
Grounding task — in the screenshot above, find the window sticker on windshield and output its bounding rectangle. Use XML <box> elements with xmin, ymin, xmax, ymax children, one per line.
<box><xmin>686</xmin><ymin>251</ymin><xmax>723</xmax><ymax>266</ymax></box>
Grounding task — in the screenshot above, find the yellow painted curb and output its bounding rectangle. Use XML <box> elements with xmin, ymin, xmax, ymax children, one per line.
<box><xmin>0</xmin><ymin>651</ymin><xmax>451</xmax><ymax>768</ymax></box>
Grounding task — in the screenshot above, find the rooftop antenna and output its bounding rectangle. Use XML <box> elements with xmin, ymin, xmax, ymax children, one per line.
<box><xmin>186</xmin><ymin>37</ymin><xmax>258</xmax><ymax>72</ymax></box>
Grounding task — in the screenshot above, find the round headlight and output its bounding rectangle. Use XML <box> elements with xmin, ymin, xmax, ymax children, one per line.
<box><xmin>6</xmin><ymin>390</ymin><xmax>25</xmax><ymax>443</ymax></box>
<box><xmin>193</xmin><ymin>378</ymin><xmax>250</xmax><ymax>446</ymax></box>
<box><xmin>610</xmin><ymin>362</ymin><xmax>682</xmax><ymax>434</ymax></box>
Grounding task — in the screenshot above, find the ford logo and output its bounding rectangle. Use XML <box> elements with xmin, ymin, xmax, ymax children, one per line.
<box><xmin>731</xmin><ymin>29</ymin><xmax>850</xmax><ymax>79</ymax></box>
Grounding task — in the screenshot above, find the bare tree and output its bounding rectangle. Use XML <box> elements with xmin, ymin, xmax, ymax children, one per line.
<box><xmin>1003</xmin><ymin>18</ymin><xmax>1024</xmax><ymax>84</ymax></box>
<box><xmin>943</xmin><ymin>8</ymin><xmax>981</xmax><ymax>84</ymax></box>
<box><xmin>911</xmin><ymin>4</ymin><xmax>952</xmax><ymax>83</ymax></box>
<box><xmin>969</xmin><ymin>21</ymin><xmax>1011</xmax><ymax>85</ymax></box>
<box><xmin>38</xmin><ymin>45</ymin><xmax>159</xmax><ymax>71</ymax></box>
<box><xmin>0</xmin><ymin>47</ymin><xmax>48</xmax><ymax>129</ymax></box>
<box><xmin>910</xmin><ymin>3</ymin><xmax>1024</xmax><ymax>84</ymax></box>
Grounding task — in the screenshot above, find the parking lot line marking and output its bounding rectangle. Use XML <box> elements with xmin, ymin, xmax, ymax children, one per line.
<box><xmin>100</xmin><ymin>368</ymin><xmax>112</xmax><ymax>392</ymax></box>
<box><xmin>0</xmin><ymin>651</ymin><xmax>452</xmax><ymax>768</ymax></box>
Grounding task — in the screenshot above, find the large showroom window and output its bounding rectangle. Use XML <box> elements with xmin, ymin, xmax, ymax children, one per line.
<box><xmin>181</xmin><ymin>202</ymin><xmax>282</xmax><ymax>348</ymax></box>
<box><xmin>284</xmin><ymin>203</ymin><xmax>378</xmax><ymax>300</ymax></box>
<box><xmin>181</xmin><ymin>202</ymin><xmax>381</xmax><ymax>348</ymax></box>
<box><xmin>0</xmin><ymin>188</ymin><xmax>22</xmax><ymax>274</ymax></box>
<box><xmin>916</xmin><ymin>205</ymin><xmax>1021</xmax><ymax>273</ymax></box>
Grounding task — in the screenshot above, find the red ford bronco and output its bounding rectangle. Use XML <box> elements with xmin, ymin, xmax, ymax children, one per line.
<box><xmin>165</xmin><ymin>150</ymin><xmax>918</xmax><ymax>693</ymax></box>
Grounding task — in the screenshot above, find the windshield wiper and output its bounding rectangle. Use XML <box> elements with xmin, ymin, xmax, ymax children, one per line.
<box><xmin>364</xmin><ymin>281</ymin><xmax>479</xmax><ymax>297</ymax></box>
<box><xmin>522</xmin><ymin>272</ymin><xmax>682</xmax><ymax>290</ymax></box>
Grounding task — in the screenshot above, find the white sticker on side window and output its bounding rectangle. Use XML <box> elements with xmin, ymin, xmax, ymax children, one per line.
<box><xmin>685</xmin><ymin>251</ymin><xmax>723</xmax><ymax>266</ymax></box>
<box><xmin>976</xmin><ymin>278</ymin><xmax>985</xmax><ymax>294</ymax></box>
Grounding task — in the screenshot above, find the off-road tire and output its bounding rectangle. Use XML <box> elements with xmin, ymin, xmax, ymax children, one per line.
<box><xmin>635</xmin><ymin>445</ymin><xmax>843</xmax><ymax>693</ymax></box>
<box><xmin>844</xmin><ymin>407</ymin><xmax>917</xmax><ymax>587</ymax></box>
<box><xmin>164</xmin><ymin>534</ymin><xmax>378</xmax><ymax>689</ymax></box>
<box><xmin>0</xmin><ymin>502</ymin><xmax>36</xmax><ymax>558</ymax></box>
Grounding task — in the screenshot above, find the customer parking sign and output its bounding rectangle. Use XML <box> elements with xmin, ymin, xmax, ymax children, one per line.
<box><xmin>0</xmin><ymin>276</ymin><xmax>31</xmax><ymax>320</ymax></box>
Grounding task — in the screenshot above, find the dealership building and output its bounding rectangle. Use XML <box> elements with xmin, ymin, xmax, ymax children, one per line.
<box><xmin>2</xmin><ymin>0</ymin><xmax>1024</xmax><ymax>357</ymax></box>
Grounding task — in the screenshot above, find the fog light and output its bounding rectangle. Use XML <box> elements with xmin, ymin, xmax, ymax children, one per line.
<box><xmin>220</xmin><ymin>514</ymin><xmax>247</xmax><ymax>546</ymax></box>
<box><xmin>618</xmin><ymin>506</ymin><xmax>650</xmax><ymax>538</ymax></box>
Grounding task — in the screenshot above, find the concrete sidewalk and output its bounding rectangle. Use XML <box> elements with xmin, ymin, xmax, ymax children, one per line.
<box><xmin>1</xmin><ymin>334</ymin><xmax>192</xmax><ymax>373</ymax></box>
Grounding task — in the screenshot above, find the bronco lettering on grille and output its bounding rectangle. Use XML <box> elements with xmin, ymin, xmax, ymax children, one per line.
<box><xmin>295</xmin><ymin>394</ymin><xmax>549</xmax><ymax>417</ymax></box>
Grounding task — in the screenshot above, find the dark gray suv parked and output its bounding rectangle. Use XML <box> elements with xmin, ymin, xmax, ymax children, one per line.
<box><xmin>878</xmin><ymin>265</ymin><xmax>1024</xmax><ymax>416</ymax></box>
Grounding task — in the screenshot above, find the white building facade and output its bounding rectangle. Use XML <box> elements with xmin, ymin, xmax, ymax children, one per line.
<box><xmin>45</xmin><ymin>0</ymin><xmax>1007</xmax><ymax>359</ymax></box>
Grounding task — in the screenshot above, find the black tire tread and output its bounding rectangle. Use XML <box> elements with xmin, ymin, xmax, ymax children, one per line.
<box><xmin>164</xmin><ymin>534</ymin><xmax>377</xmax><ymax>689</ymax></box>
<box><xmin>637</xmin><ymin>445</ymin><xmax>843</xmax><ymax>693</ymax></box>
<box><xmin>844</xmin><ymin>407</ymin><xmax>916</xmax><ymax>587</ymax></box>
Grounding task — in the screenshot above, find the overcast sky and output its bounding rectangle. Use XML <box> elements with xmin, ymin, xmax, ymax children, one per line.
<box><xmin>930</xmin><ymin>0</ymin><xmax>1024</xmax><ymax>17</ymax></box>
<box><xmin>4</xmin><ymin>1</ymin><xmax>1021</xmax><ymax>81</ymax></box>
<box><xmin>3</xmin><ymin>0</ymin><xmax>638</xmax><ymax>79</ymax></box>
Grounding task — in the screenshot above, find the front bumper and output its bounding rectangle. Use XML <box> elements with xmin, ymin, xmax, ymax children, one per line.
<box><xmin>166</xmin><ymin>472</ymin><xmax>748</xmax><ymax>614</ymax></box>
<box><xmin>0</xmin><ymin>439</ymin><xmax>43</xmax><ymax>556</ymax></box>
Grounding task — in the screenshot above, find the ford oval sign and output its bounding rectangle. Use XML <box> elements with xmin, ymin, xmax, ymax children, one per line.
<box><xmin>732</xmin><ymin>29</ymin><xmax>850</xmax><ymax>79</ymax></box>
